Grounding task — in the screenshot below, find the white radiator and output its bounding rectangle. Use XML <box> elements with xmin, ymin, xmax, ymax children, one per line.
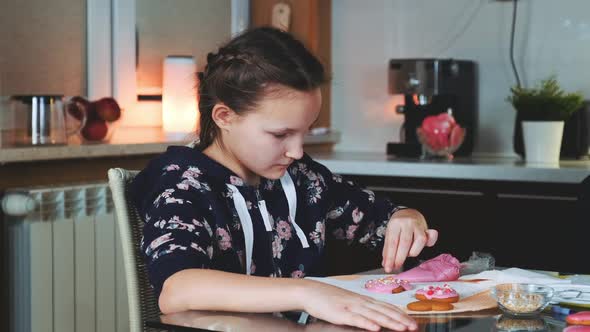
<box><xmin>3</xmin><ymin>182</ymin><xmax>130</xmax><ymax>332</ymax></box>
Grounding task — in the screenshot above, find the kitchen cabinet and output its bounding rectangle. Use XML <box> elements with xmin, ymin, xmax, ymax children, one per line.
<box><xmin>491</xmin><ymin>192</ymin><xmax>579</xmax><ymax>272</ymax></box>
<box><xmin>340</xmin><ymin>175</ymin><xmax>588</xmax><ymax>274</ymax></box>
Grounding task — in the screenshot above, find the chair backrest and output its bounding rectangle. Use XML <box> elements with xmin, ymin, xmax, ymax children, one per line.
<box><xmin>108</xmin><ymin>168</ymin><xmax>160</xmax><ymax>332</ymax></box>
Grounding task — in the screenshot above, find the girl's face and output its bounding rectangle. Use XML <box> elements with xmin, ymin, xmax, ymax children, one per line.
<box><xmin>221</xmin><ymin>87</ymin><xmax>321</xmax><ymax>183</ymax></box>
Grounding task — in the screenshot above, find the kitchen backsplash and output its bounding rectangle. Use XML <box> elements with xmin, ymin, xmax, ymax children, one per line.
<box><xmin>331</xmin><ymin>0</ymin><xmax>590</xmax><ymax>156</ymax></box>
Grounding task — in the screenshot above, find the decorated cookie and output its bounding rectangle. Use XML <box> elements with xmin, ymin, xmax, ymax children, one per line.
<box><xmin>364</xmin><ymin>277</ymin><xmax>413</xmax><ymax>294</ymax></box>
<box><xmin>406</xmin><ymin>301</ymin><xmax>433</xmax><ymax>312</ymax></box>
<box><xmin>415</xmin><ymin>284</ymin><xmax>459</xmax><ymax>303</ymax></box>
<box><xmin>567</xmin><ymin>311</ymin><xmax>590</xmax><ymax>326</ymax></box>
<box><xmin>564</xmin><ymin>326</ymin><xmax>590</xmax><ymax>332</ymax></box>
<box><xmin>431</xmin><ymin>301</ymin><xmax>455</xmax><ymax>311</ymax></box>
<box><xmin>406</xmin><ymin>300</ymin><xmax>454</xmax><ymax>312</ymax></box>
<box><xmin>391</xmin><ymin>285</ymin><xmax>405</xmax><ymax>294</ymax></box>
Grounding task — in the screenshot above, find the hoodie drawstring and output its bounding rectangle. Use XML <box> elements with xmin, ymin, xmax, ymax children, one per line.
<box><xmin>226</xmin><ymin>173</ymin><xmax>309</xmax><ymax>275</ymax></box>
<box><xmin>279</xmin><ymin>173</ymin><xmax>310</xmax><ymax>249</ymax></box>
<box><xmin>226</xmin><ymin>184</ymin><xmax>255</xmax><ymax>275</ymax></box>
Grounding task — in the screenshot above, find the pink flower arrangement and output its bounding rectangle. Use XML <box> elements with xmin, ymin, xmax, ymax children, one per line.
<box><xmin>416</xmin><ymin>112</ymin><xmax>465</xmax><ymax>159</ymax></box>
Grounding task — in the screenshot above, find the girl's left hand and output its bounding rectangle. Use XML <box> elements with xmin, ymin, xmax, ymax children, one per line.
<box><xmin>382</xmin><ymin>209</ymin><xmax>438</xmax><ymax>273</ymax></box>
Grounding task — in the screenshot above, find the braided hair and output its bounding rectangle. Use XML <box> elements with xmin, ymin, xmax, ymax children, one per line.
<box><xmin>196</xmin><ymin>26</ymin><xmax>327</xmax><ymax>148</ymax></box>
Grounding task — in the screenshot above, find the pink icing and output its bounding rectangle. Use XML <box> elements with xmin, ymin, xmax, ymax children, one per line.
<box><xmin>415</xmin><ymin>284</ymin><xmax>458</xmax><ymax>300</ymax></box>
<box><xmin>394</xmin><ymin>254</ymin><xmax>460</xmax><ymax>282</ymax></box>
<box><xmin>564</xmin><ymin>326</ymin><xmax>590</xmax><ymax>332</ymax></box>
<box><xmin>567</xmin><ymin>311</ymin><xmax>590</xmax><ymax>323</ymax></box>
<box><xmin>364</xmin><ymin>277</ymin><xmax>414</xmax><ymax>294</ymax></box>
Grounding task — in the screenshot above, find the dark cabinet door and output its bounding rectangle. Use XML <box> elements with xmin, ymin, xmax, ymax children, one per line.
<box><xmin>343</xmin><ymin>175</ymin><xmax>586</xmax><ymax>274</ymax></box>
<box><xmin>492</xmin><ymin>193</ymin><xmax>582</xmax><ymax>273</ymax></box>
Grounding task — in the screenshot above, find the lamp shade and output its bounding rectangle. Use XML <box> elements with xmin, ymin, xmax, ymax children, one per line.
<box><xmin>162</xmin><ymin>56</ymin><xmax>198</xmax><ymax>139</ymax></box>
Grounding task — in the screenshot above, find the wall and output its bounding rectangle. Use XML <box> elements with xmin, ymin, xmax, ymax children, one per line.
<box><xmin>332</xmin><ymin>0</ymin><xmax>590</xmax><ymax>156</ymax></box>
<box><xmin>0</xmin><ymin>0</ymin><xmax>85</xmax><ymax>96</ymax></box>
<box><xmin>133</xmin><ymin>0</ymin><xmax>231</xmax><ymax>127</ymax></box>
<box><xmin>136</xmin><ymin>0</ymin><xmax>231</xmax><ymax>92</ymax></box>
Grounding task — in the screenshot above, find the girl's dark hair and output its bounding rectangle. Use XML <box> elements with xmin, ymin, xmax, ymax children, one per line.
<box><xmin>196</xmin><ymin>26</ymin><xmax>327</xmax><ymax>148</ymax></box>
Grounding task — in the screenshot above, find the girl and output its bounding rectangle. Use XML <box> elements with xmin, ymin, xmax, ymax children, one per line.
<box><xmin>131</xmin><ymin>26</ymin><xmax>438</xmax><ymax>331</ymax></box>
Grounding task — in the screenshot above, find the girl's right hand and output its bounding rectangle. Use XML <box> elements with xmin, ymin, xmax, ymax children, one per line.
<box><xmin>298</xmin><ymin>280</ymin><xmax>418</xmax><ymax>331</ymax></box>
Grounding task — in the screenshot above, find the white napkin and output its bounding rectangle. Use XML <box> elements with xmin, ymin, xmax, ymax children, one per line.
<box><xmin>459</xmin><ymin>268</ymin><xmax>590</xmax><ymax>304</ymax></box>
<box><xmin>459</xmin><ymin>268</ymin><xmax>571</xmax><ymax>287</ymax></box>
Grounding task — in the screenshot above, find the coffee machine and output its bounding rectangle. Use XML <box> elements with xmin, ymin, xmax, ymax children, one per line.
<box><xmin>387</xmin><ymin>59</ymin><xmax>478</xmax><ymax>157</ymax></box>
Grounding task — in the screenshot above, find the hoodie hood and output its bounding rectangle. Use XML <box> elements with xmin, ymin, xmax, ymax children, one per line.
<box><xmin>130</xmin><ymin>145</ymin><xmax>249</xmax><ymax>218</ymax></box>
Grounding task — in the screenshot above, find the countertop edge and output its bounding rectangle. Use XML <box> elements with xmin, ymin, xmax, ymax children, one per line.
<box><xmin>311</xmin><ymin>152</ymin><xmax>590</xmax><ymax>184</ymax></box>
<box><xmin>0</xmin><ymin>131</ymin><xmax>342</xmax><ymax>164</ymax></box>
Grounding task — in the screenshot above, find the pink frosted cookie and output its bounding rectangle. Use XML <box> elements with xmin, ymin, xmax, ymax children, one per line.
<box><xmin>564</xmin><ymin>326</ymin><xmax>590</xmax><ymax>332</ymax></box>
<box><xmin>567</xmin><ymin>311</ymin><xmax>590</xmax><ymax>326</ymax></box>
<box><xmin>415</xmin><ymin>284</ymin><xmax>459</xmax><ymax>303</ymax></box>
<box><xmin>364</xmin><ymin>277</ymin><xmax>413</xmax><ymax>294</ymax></box>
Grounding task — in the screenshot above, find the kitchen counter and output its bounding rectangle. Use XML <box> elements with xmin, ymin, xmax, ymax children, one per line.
<box><xmin>2</xmin><ymin>128</ymin><xmax>588</xmax><ymax>184</ymax></box>
<box><xmin>311</xmin><ymin>151</ymin><xmax>589</xmax><ymax>274</ymax></box>
<box><xmin>0</xmin><ymin>127</ymin><xmax>341</xmax><ymax>164</ymax></box>
<box><xmin>310</xmin><ymin>151</ymin><xmax>590</xmax><ymax>184</ymax></box>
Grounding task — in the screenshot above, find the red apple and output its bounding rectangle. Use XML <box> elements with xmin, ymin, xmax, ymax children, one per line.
<box><xmin>92</xmin><ymin>97</ymin><xmax>121</xmax><ymax>122</ymax></box>
<box><xmin>81</xmin><ymin>120</ymin><xmax>108</xmax><ymax>141</ymax></box>
<box><xmin>86</xmin><ymin>103</ymin><xmax>100</xmax><ymax>121</ymax></box>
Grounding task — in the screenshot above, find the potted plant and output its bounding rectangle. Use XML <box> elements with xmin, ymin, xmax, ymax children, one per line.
<box><xmin>507</xmin><ymin>76</ymin><xmax>584</xmax><ymax>164</ymax></box>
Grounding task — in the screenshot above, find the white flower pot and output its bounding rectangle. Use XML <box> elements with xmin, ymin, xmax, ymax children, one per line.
<box><xmin>522</xmin><ymin>121</ymin><xmax>564</xmax><ymax>164</ymax></box>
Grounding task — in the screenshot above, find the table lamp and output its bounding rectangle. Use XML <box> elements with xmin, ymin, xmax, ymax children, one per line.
<box><xmin>162</xmin><ymin>55</ymin><xmax>198</xmax><ymax>140</ymax></box>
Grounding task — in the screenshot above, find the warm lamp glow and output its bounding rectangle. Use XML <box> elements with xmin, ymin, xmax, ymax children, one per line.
<box><xmin>162</xmin><ymin>56</ymin><xmax>198</xmax><ymax>139</ymax></box>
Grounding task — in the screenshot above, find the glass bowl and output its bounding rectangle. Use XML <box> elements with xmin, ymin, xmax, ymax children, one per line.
<box><xmin>495</xmin><ymin>314</ymin><xmax>547</xmax><ymax>331</ymax></box>
<box><xmin>416</xmin><ymin>126</ymin><xmax>465</xmax><ymax>160</ymax></box>
<box><xmin>490</xmin><ymin>283</ymin><xmax>554</xmax><ymax>317</ymax></box>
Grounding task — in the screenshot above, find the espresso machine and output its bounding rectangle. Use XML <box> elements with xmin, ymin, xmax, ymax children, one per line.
<box><xmin>387</xmin><ymin>59</ymin><xmax>478</xmax><ymax>157</ymax></box>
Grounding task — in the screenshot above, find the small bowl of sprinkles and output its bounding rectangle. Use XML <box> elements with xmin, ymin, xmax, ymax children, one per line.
<box><xmin>491</xmin><ymin>283</ymin><xmax>554</xmax><ymax>316</ymax></box>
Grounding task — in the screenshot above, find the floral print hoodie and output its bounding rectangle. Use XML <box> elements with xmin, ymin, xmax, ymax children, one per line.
<box><xmin>131</xmin><ymin>146</ymin><xmax>404</xmax><ymax>298</ymax></box>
